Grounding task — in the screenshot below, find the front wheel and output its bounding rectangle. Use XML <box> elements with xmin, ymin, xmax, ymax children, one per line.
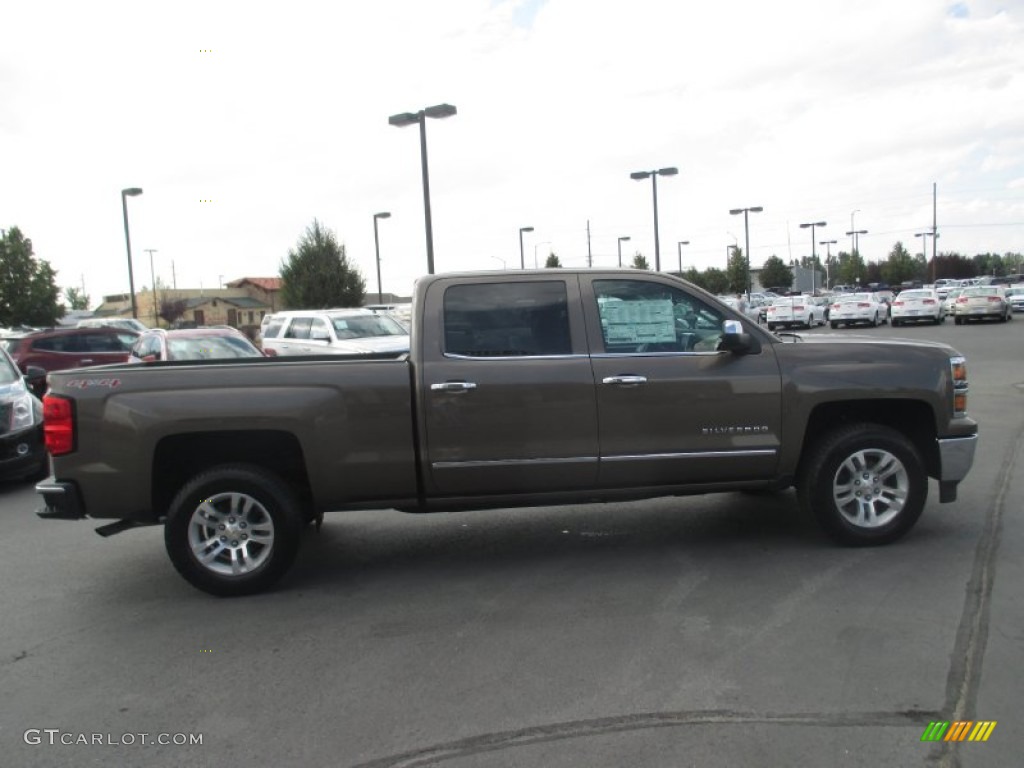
<box><xmin>830</xmin><ymin>321</ymin><xmax>839</xmax><ymax>329</ymax></box>
<box><xmin>797</xmin><ymin>424</ymin><xmax>927</xmax><ymax>546</ymax></box>
<box><xmin>164</xmin><ymin>464</ymin><xmax>304</xmax><ymax>596</ymax></box>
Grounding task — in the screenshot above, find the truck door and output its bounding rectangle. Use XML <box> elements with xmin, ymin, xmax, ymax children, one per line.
<box><xmin>421</xmin><ymin>276</ymin><xmax>599</xmax><ymax>497</ymax></box>
<box><xmin>582</xmin><ymin>276</ymin><xmax>783</xmax><ymax>488</ymax></box>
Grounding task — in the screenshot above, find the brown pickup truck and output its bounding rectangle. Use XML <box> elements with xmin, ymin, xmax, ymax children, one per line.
<box><xmin>36</xmin><ymin>270</ymin><xmax>978</xmax><ymax>596</ymax></box>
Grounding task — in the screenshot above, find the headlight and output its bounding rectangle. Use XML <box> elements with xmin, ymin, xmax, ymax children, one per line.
<box><xmin>10</xmin><ymin>393</ymin><xmax>36</xmax><ymax>431</ymax></box>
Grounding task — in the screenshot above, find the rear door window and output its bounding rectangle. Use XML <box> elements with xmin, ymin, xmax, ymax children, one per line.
<box><xmin>443</xmin><ymin>281</ymin><xmax>571</xmax><ymax>357</ymax></box>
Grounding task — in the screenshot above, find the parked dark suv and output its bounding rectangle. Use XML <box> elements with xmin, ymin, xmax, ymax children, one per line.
<box><xmin>6</xmin><ymin>327</ymin><xmax>139</xmax><ymax>393</ymax></box>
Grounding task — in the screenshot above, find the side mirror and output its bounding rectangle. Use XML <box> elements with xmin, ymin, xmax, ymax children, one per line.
<box><xmin>23</xmin><ymin>365</ymin><xmax>47</xmax><ymax>381</ymax></box>
<box><xmin>719</xmin><ymin>319</ymin><xmax>753</xmax><ymax>354</ymax></box>
<box><xmin>310</xmin><ymin>329</ymin><xmax>330</xmax><ymax>342</ymax></box>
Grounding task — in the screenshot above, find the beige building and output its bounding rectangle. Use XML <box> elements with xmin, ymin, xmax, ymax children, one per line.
<box><xmin>93</xmin><ymin>277</ymin><xmax>282</xmax><ymax>336</ymax></box>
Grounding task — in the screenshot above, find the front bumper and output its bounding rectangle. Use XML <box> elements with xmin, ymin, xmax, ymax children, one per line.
<box><xmin>936</xmin><ymin>434</ymin><xmax>978</xmax><ymax>503</ymax></box>
<box><xmin>0</xmin><ymin>424</ymin><xmax>46</xmax><ymax>481</ymax></box>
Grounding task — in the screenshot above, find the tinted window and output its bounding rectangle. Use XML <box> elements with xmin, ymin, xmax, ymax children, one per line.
<box><xmin>593</xmin><ymin>279</ymin><xmax>726</xmax><ymax>353</ymax></box>
<box><xmin>262</xmin><ymin>319</ymin><xmax>286</xmax><ymax>339</ymax></box>
<box><xmin>284</xmin><ymin>318</ymin><xmax>313</xmax><ymax>339</ymax></box>
<box><xmin>443</xmin><ymin>281</ymin><xmax>571</xmax><ymax>357</ymax></box>
<box><xmin>32</xmin><ymin>334</ymin><xmax>81</xmax><ymax>352</ymax></box>
<box><xmin>330</xmin><ymin>314</ymin><xmax>406</xmax><ymax>338</ymax></box>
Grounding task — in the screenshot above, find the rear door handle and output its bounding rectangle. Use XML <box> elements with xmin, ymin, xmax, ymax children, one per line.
<box><xmin>430</xmin><ymin>381</ymin><xmax>478</xmax><ymax>392</ymax></box>
<box><xmin>602</xmin><ymin>375</ymin><xmax>647</xmax><ymax>386</ymax></box>
<box><xmin>79</xmin><ymin>359</ymin><xmax>95</xmax><ymax>365</ymax></box>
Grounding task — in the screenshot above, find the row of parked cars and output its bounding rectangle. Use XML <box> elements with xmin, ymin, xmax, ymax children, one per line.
<box><xmin>0</xmin><ymin>306</ymin><xmax>414</xmax><ymax>482</ymax></box>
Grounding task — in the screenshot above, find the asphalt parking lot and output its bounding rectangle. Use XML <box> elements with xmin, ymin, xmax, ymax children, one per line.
<box><xmin>1</xmin><ymin>316</ymin><xmax>1021</xmax><ymax>767</ymax></box>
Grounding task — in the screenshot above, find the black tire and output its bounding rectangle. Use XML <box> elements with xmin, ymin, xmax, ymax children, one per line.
<box><xmin>164</xmin><ymin>464</ymin><xmax>304</xmax><ymax>596</ymax></box>
<box><xmin>954</xmin><ymin>316</ymin><xmax>962</xmax><ymax>325</ymax></box>
<box><xmin>797</xmin><ymin>424</ymin><xmax>927</xmax><ymax>546</ymax></box>
<box><xmin>767</xmin><ymin>323</ymin><xmax>776</xmax><ymax>331</ymax></box>
<box><xmin>871</xmin><ymin>313</ymin><xmax>879</xmax><ymax>327</ymax></box>
<box><xmin>830</xmin><ymin>321</ymin><xmax>839</xmax><ymax>329</ymax></box>
<box><xmin>892</xmin><ymin>319</ymin><xmax>901</xmax><ymax>327</ymax></box>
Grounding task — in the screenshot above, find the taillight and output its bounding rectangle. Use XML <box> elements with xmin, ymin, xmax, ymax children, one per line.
<box><xmin>857</xmin><ymin>302</ymin><xmax>870</xmax><ymax>307</ymax></box>
<box><xmin>892</xmin><ymin>301</ymin><xmax>904</xmax><ymax>306</ymax></box>
<box><xmin>922</xmin><ymin>299</ymin><xmax>935</xmax><ymax>304</ymax></box>
<box><xmin>957</xmin><ymin>297</ymin><xmax>968</xmax><ymax>303</ymax></box>
<box><xmin>987</xmin><ymin>296</ymin><xmax>1001</xmax><ymax>302</ymax></box>
<box><xmin>793</xmin><ymin>305</ymin><xmax>804</xmax><ymax>311</ymax></box>
<box><xmin>43</xmin><ymin>395</ymin><xmax>75</xmax><ymax>456</ymax></box>
<box><xmin>950</xmin><ymin>357</ymin><xmax>968</xmax><ymax>416</ymax></box>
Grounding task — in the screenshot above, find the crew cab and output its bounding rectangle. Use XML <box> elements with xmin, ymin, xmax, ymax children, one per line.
<box><xmin>37</xmin><ymin>271</ymin><xmax>978</xmax><ymax>596</ymax></box>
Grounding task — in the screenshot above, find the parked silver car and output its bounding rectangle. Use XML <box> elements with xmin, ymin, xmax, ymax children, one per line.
<box><xmin>260</xmin><ymin>309</ymin><xmax>410</xmax><ymax>356</ymax></box>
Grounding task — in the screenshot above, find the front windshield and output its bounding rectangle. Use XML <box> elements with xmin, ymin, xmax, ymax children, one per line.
<box><xmin>330</xmin><ymin>314</ymin><xmax>407</xmax><ymax>338</ymax></box>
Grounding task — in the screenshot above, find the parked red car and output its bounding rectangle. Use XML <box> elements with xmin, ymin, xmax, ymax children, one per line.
<box><xmin>127</xmin><ymin>327</ymin><xmax>267</xmax><ymax>362</ymax></box>
<box><xmin>7</xmin><ymin>327</ymin><xmax>139</xmax><ymax>374</ymax></box>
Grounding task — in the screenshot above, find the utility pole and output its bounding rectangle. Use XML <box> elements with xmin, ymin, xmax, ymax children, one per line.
<box><xmin>172</xmin><ymin>261</ymin><xmax>177</xmax><ymax>290</ymax></box>
<box><xmin>144</xmin><ymin>248</ymin><xmax>159</xmax><ymax>327</ymax></box>
<box><xmin>932</xmin><ymin>182</ymin><xmax>938</xmax><ymax>282</ymax></box>
<box><xmin>586</xmin><ymin>220</ymin><xmax>593</xmax><ymax>267</ymax></box>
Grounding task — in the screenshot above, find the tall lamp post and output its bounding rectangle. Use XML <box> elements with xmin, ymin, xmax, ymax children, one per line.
<box><xmin>617</xmin><ymin>236</ymin><xmax>631</xmax><ymax>268</ymax></box>
<box><xmin>388</xmin><ymin>103</ymin><xmax>457</xmax><ymax>275</ymax></box>
<box><xmin>819</xmin><ymin>239</ymin><xmax>837</xmax><ymax>289</ymax></box>
<box><xmin>120</xmin><ymin>187</ymin><xmax>143</xmax><ymax>319</ymax></box>
<box><xmin>518</xmin><ymin>226</ymin><xmax>534</xmax><ymax>269</ymax></box>
<box><xmin>729</xmin><ymin>206</ymin><xmax>763</xmax><ymax>295</ymax></box>
<box><xmin>799</xmin><ymin>220</ymin><xmax>827</xmax><ymax>294</ymax></box>
<box><xmin>373</xmin><ymin>212</ymin><xmax>391</xmax><ymax>304</ymax></box>
<box><xmin>915</xmin><ymin>231</ymin><xmax>934</xmax><ymax>279</ymax></box>
<box><xmin>676</xmin><ymin>240</ymin><xmax>690</xmax><ymax>275</ymax></box>
<box><xmin>144</xmin><ymin>248</ymin><xmax>158</xmax><ymax>326</ymax></box>
<box><xmin>629</xmin><ymin>166</ymin><xmax>678</xmax><ymax>271</ymax></box>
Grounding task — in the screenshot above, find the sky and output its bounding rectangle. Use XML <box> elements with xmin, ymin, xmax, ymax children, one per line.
<box><xmin>2</xmin><ymin>0</ymin><xmax>1023</xmax><ymax>306</ymax></box>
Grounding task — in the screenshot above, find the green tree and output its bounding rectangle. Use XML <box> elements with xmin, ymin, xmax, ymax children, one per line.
<box><xmin>631</xmin><ymin>252</ymin><xmax>649</xmax><ymax>270</ymax></box>
<box><xmin>839</xmin><ymin>250</ymin><xmax>867</xmax><ymax>286</ymax></box>
<box><xmin>759</xmin><ymin>255</ymin><xmax>793</xmax><ymax>290</ymax></box>
<box><xmin>880</xmin><ymin>241</ymin><xmax>916</xmax><ymax>285</ymax></box>
<box><xmin>0</xmin><ymin>226</ymin><xmax>63</xmax><ymax>326</ymax></box>
<box><xmin>544</xmin><ymin>252</ymin><xmax>562</xmax><ymax>268</ymax></box>
<box><xmin>700</xmin><ymin>267</ymin><xmax>729</xmax><ymax>295</ymax></box>
<box><xmin>280</xmin><ymin>220</ymin><xmax>365</xmax><ymax>309</ymax></box>
<box><xmin>64</xmin><ymin>287</ymin><xmax>91</xmax><ymax>310</ymax></box>
<box><xmin>726</xmin><ymin>246</ymin><xmax>748</xmax><ymax>293</ymax></box>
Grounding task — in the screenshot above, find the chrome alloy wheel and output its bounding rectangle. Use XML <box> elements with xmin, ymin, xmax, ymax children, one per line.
<box><xmin>832</xmin><ymin>449</ymin><xmax>909</xmax><ymax>529</ymax></box>
<box><xmin>187</xmin><ymin>492</ymin><xmax>276</xmax><ymax>577</ymax></box>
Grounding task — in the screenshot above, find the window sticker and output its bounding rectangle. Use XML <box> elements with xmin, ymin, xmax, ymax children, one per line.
<box><xmin>599</xmin><ymin>299</ymin><xmax>676</xmax><ymax>343</ymax></box>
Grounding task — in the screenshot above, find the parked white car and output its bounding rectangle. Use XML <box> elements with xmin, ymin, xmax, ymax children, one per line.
<box><xmin>890</xmin><ymin>289</ymin><xmax>945</xmax><ymax>326</ymax></box>
<box><xmin>261</xmin><ymin>309</ymin><xmax>410</xmax><ymax>356</ymax></box>
<box><xmin>829</xmin><ymin>293</ymin><xmax>887</xmax><ymax>328</ymax></box>
<box><xmin>1006</xmin><ymin>286</ymin><xmax>1024</xmax><ymax>313</ymax></box>
<box><xmin>765</xmin><ymin>295</ymin><xmax>825</xmax><ymax>330</ymax></box>
<box><xmin>952</xmin><ymin>286</ymin><xmax>1013</xmax><ymax>324</ymax></box>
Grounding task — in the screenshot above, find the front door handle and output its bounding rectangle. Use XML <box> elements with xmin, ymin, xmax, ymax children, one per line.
<box><xmin>430</xmin><ymin>381</ymin><xmax>478</xmax><ymax>392</ymax></box>
<box><xmin>602</xmin><ymin>375</ymin><xmax>647</xmax><ymax>386</ymax></box>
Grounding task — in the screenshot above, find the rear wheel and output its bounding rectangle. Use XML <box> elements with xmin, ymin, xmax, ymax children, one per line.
<box><xmin>797</xmin><ymin>424</ymin><xmax>927</xmax><ymax>546</ymax></box>
<box><xmin>871</xmin><ymin>313</ymin><xmax>880</xmax><ymax>327</ymax></box>
<box><xmin>830</xmin><ymin>321</ymin><xmax>839</xmax><ymax>329</ymax></box>
<box><xmin>954</xmin><ymin>316</ymin><xmax>963</xmax><ymax>325</ymax></box>
<box><xmin>164</xmin><ymin>464</ymin><xmax>304</xmax><ymax>596</ymax></box>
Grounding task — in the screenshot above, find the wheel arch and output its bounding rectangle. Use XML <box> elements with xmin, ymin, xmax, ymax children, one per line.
<box><xmin>796</xmin><ymin>400</ymin><xmax>939</xmax><ymax>481</ymax></box>
<box><xmin>152</xmin><ymin>431</ymin><xmax>312</xmax><ymax>521</ymax></box>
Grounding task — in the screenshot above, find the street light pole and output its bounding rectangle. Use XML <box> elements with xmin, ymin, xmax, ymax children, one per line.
<box><xmin>915</xmin><ymin>231</ymin><xmax>934</xmax><ymax>279</ymax></box>
<box><xmin>144</xmin><ymin>248</ymin><xmax>158</xmax><ymax>326</ymax></box>
<box><xmin>617</xmin><ymin>236</ymin><xmax>631</xmax><ymax>268</ymax></box>
<box><xmin>799</xmin><ymin>220</ymin><xmax>827</xmax><ymax>294</ymax></box>
<box><xmin>518</xmin><ymin>226</ymin><xmax>534</xmax><ymax>269</ymax></box>
<box><xmin>373</xmin><ymin>212</ymin><xmax>391</xmax><ymax>304</ymax></box>
<box><xmin>676</xmin><ymin>240</ymin><xmax>690</xmax><ymax>275</ymax></box>
<box><xmin>630</xmin><ymin>167</ymin><xmax>678</xmax><ymax>271</ymax></box>
<box><xmin>729</xmin><ymin>207</ymin><xmax>763</xmax><ymax>295</ymax></box>
<box><xmin>819</xmin><ymin>239</ymin><xmax>837</xmax><ymax>289</ymax></box>
<box><xmin>388</xmin><ymin>103</ymin><xmax>457</xmax><ymax>275</ymax></box>
<box><xmin>120</xmin><ymin>187</ymin><xmax>143</xmax><ymax>319</ymax></box>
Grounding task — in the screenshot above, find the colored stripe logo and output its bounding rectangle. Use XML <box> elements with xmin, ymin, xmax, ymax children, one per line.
<box><xmin>921</xmin><ymin>721</ymin><xmax>997</xmax><ymax>742</ymax></box>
